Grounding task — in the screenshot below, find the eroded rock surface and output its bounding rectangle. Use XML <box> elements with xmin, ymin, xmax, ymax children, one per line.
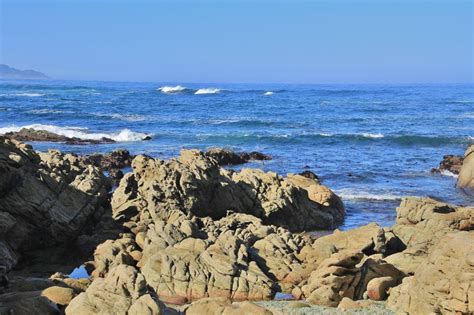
<box><xmin>457</xmin><ymin>145</ymin><xmax>474</xmax><ymax>195</ymax></box>
<box><xmin>111</xmin><ymin>149</ymin><xmax>344</xmax><ymax>232</ymax></box>
<box><xmin>0</xmin><ymin>138</ymin><xmax>110</xmax><ymax>278</ymax></box>
<box><xmin>65</xmin><ymin>265</ymin><xmax>165</xmax><ymax>315</ymax></box>
<box><xmin>386</xmin><ymin>197</ymin><xmax>473</xmax><ymax>274</ymax></box>
<box><xmin>387</xmin><ymin>231</ymin><xmax>474</xmax><ymax>314</ymax></box>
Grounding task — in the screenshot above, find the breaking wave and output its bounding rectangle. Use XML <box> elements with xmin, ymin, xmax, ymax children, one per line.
<box><xmin>158</xmin><ymin>85</ymin><xmax>188</xmax><ymax>94</ymax></box>
<box><xmin>336</xmin><ymin>189</ymin><xmax>403</xmax><ymax>202</ymax></box>
<box><xmin>0</xmin><ymin>124</ymin><xmax>149</xmax><ymax>142</ymax></box>
<box><xmin>195</xmin><ymin>88</ymin><xmax>221</xmax><ymax>95</ymax></box>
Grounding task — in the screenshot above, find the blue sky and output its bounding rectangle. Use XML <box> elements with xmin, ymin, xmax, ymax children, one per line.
<box><xmin>1</xmin><ymin>0</ymin><xmax>472</xmax><ymax>83</ymax></box>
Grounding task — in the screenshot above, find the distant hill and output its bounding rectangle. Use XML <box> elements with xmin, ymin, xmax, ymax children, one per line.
<box><xmin>0</xmin><ymin>64</ymin><xmax>49</xmax><ymax>80</ymax></box>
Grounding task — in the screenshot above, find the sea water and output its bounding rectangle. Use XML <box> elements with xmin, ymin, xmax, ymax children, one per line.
<box><xmin>1</xmin><ymin>80</ymin><xmax>473</xmax><ymax>230</ymax></box>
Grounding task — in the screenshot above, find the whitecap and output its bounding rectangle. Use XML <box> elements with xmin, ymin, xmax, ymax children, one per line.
<box><xmin>14</xmin><ymin>93</ymin><xmax>45</xmax><ymax>97</ymax></box>
<box><xmin>361</xmin><ymin>133</ymin><xmax>384</xmax><ymax>138</ymax></box>
<box><xmin>0</xmin><ymin>124</ymin><xmax>149</xmax><ymax>142</ymax></box>
<box><xmin>158</xmin><ymin>85</ymin><xmax>187</xmax><ymax>93</ymax></box>
<box><xmin>264</xmin><ymin>91</ymin><xmax>274</xmax><ymax>96</ymax></box>
<box><xmin>27</xmin><ymin>109</ymin><xmax>70</xmax><ymax>115</ymax></box>
<box><xmin>92</xmin><ymin>112</ymin><xmax>147</xmax><ymax>122</ymax></box>
<box><xmin>440</xmin><ymin>170</ymin><xmax>459</xmax><ymax>178</ymax></box>
<box><xmin>195</xmin><ymin>88</ymin><xmax>220</xmax><ymax>95</ymax></box>
<box><xmin>336</xmin><ymin>189</ymin><xmax>402</xmax><ymax>201</ymax></box>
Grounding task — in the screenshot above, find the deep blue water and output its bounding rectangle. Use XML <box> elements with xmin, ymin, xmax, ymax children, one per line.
<box><xmin>1</xmin><ymin>80</ymin><xmax>473</xmax><ymax>230</ymax></box>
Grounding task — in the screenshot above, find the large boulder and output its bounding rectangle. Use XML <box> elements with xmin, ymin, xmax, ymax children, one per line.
<box><xmin>457</xmin><ymin>145</ymin><xmax>474</xmax><ymax>195</ymax></box>
<box><xmin>141</xmin><ymin>233</ymin><xmax>276</xmax><ymax>304</ymax></box>
<box><xmin>111</xmin><ymin>149</ymin><xmax>344</xmax><ymax>232</ymax></box>
<box><xmin>386</xmin><ymin>197</ymin><xmax>473</xmax><ymax>274</ymax></box>
<box><xmin>0</xmin><ymin>138</ymin><xmax>110</xmax><ymax>277</ymax></box>
<box><xmin>302</xmin><ymin>223</ymin><xmax>404</xmax><ymax>268</ymax></box>
<box><xmin>387</xmin><ymin>231</ymin><xmax>474</xmax><ymax>314</ymax></box>
<box><xmin>301</xmin><ymin>250</ymin><xmax>404</xmax><ymax>306</ymax></box>
<box><xmin>65</xmin><ymin>265</ymin><xmax>165</xmax><ymax>315</ymax></box>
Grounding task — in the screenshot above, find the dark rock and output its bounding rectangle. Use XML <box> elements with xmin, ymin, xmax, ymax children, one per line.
<box><xmin>431</xmin><ymin>154</ymin><xmax>463</xmax><ymax>175</ymax></box>
<box><xmin>3</xmin><ymin>128</ymin><xmax>115</xmax><ymax>145</ymax></box>
<box><xmin>299</xmin><ymin>170</ymin><xmax>319</xmax><ymax>181</ymax></box>
<box><xmin>142</xmin><ymin>135</ymin><xmax>152</xmax><ymax>141</ymax></box>
<box><xmin>80</xmin><ymin>150</ymin><xmax>134</xmax><ymax>183</ymax></box>
<box><xmin>205</xmin><ymin>148</ymin><xmax>272</xmax><ymax>166</ymax></box>
<box><xmin>81</xmin><ymin>150</ymin><xmax>134</xmax><ymax>171</ymax></box>
<box><xmin>0</xmin><ymin>138</ymin><xmax>111</xmax><ymax>278</ymax></box>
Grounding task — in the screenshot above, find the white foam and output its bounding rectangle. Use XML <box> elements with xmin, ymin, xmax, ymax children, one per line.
<box><xmin>27</xmin><ymin>109</ymin><xmax>70</xmax><ymax>114</ymax></box>
<box><xmin>0</xmin><ymin>124</ymin><xmax>148</xmax><ymax>142</ymax></box>
<box><xmin>195</xmin><ymin>88</ymin><xmax>220</xmax><ymax>95</ymax></box>
<box><xmin>14</xmin><ymin>93</ymin><xmax>45</xmax><ymax>97</ymax></box>
<box><xmin>92</xmin><ymin>112</ymin><xmax>147</xmax><ymax>122</ymax></box>
<box><xmin>264</xmin><ymin>91</ymin><xmax>274</xmax><ymax>96</ymax></box>
<box><xmin>362</xmin><ymin>133</ymin><xmax>384</xmax><ymax>138</ymax></box>
<box><xmin>158</xmin><ymin>85</ymin><xmax>187</xmax><ymax>93</ymax></box>
<box><xmin>440</xmin><ymin>170</ymin><xmax>459</xmax><ymax>178</ymax></box>
<box><xmin>336</xmin><ymin>189</ymin><xmax>402</xmax><ymax>201</ymax></box>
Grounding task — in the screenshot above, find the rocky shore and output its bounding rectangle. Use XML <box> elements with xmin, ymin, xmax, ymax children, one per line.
<box><xmin>0</xmin><ymin>137</ymin><xmax>472</xmax><ymax>314</ymax></box>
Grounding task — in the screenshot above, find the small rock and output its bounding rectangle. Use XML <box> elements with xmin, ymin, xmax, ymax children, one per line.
<box><xmin>337</xmin><ymin>297</ymin><xmax>374</xmax><ymax>310</ymax></box>
<box><xmin>366</xmin><ymin>276</ymin><xmax>397</xmax><ymax>301</ymax></box>
<box><xmin>41</xmin><ymin>286</ymin><xmax>76</xmax><ymax>305</ymax></box>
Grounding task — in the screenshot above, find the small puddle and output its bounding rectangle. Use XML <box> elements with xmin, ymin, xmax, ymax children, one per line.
<box><xmin>69</xmin><ymin>265</ymin><xmax>90</xmax><ymax>279</ymax></box>
<box><xmin>274</xmin><ymin>292</ymin><xmax>294</xmax><ymax>301</ymax></box>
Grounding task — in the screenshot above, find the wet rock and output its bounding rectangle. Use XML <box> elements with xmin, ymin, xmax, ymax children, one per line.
<box><xmin>205</xmin><ymin>148</ymin><xmax>271</xmax><ymax>166</ymax></box>
<box><xmin>80</xmin><ymin>149</ymin><xmax>134</xmax><ymax>183</ymax></box>
<box><xmin>457</xmin><ymin>145</ymin><xmax>474</xmax><ymax>195</ymax></box>
<box><xmin>81</xmin><ymin>149</ymin><xmax>134</xmax><ymax>171</ymax></box>
<box><xmin>431</xmin><ymin>154</ymin><xmax>463</xmax><ymax>175</ymax></box>
<box><xmin>3</xmin><ymin>128</ymin><xmax>115</xmax><ymax>144</ymax></box>
<box><xmin>387</xmin><ymin>231</ymin><xmax>474</xmax><ymax>314</ymax></box>
<box><xmin>298</xmin><ymin>170</ymin><xmax>320</xmax><ymax>182</ymax></box>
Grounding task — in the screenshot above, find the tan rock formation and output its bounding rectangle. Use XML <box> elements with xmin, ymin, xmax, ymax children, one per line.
<box><xmin>457</xmin><ymin>144</ymin><xmax>474</xmax><ymax>194</ymax></box>
<box><xmin>387</xmin><ymin>231</ymin><xmax>474</xmax><ymax>314</ymax></box>
<box><xmin>0</xmin><ymin>138</ymin><xmax>110</xmax><ymax>277</ymax></box>
<box><xmin>386</xmin><ymin>197</ymin><xmax>473</xmax><ymax>274</ymax></box>
<box><xmin>111</xmin><ymin>149</ymin><xmax>344</xmax><ymax>232</ymax></box>
<box><xmin>65</xmin><ymin>265</ymin><xmax>165</xmax><ymax>315</ymax></box>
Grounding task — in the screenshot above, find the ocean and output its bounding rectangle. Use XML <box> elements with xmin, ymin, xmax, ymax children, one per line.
<box><xmin>1</xmin><ymin>80</ymin><xmax>473</xmax><ymax>230</ymax></box>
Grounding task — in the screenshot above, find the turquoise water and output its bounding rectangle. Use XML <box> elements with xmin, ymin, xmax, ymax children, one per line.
<box><xmin>1</xmin><ymin>80</ymin><xmax>473</xmax><ymax>230</ymax></box>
